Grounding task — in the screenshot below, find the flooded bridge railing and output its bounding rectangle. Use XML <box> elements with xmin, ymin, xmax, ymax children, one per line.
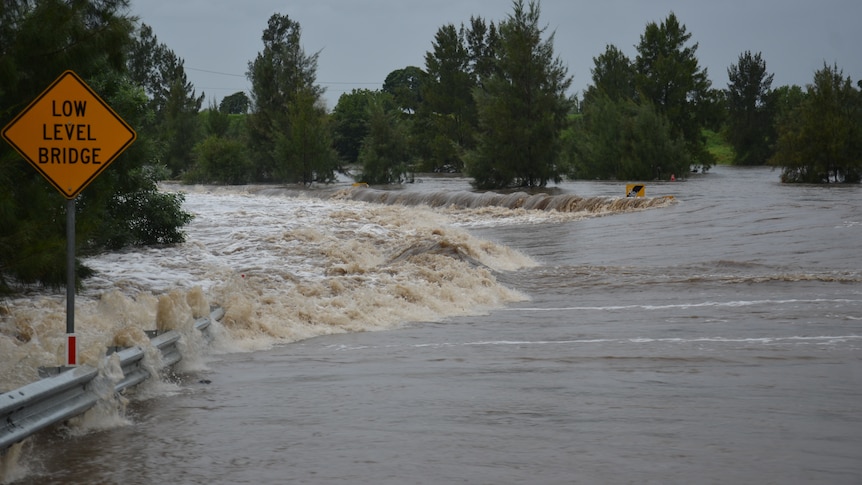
<box><xmin>0</xmin><ymin>307</ymin><xmax>224</xmax><ymax>454</ymax></box>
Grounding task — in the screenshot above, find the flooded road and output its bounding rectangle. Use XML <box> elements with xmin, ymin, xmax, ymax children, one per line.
<box><xmin>3</xmin><ymin>166</ymin><xmax>861</xmax><ymax>484</ymax></box>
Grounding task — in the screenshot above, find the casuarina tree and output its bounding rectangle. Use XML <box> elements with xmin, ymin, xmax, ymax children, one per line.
<box><xmin>247</xmin><ymin>13</ymin><xmax>335</xmax><ymax>183</ymax></box>
<box><xmin>468</xmin><ymin>0</ymin><xmax>574</xmax><ymax>189</ymax></box>
<box><xmin>726</xmin><ymin>51</ymin><xmax>775</xmax><ymax>165</ymax></box>
<box><xmin>634</xmin><ymin>12</ymin><xmax>714</xmax><ymax>172</ymax></box>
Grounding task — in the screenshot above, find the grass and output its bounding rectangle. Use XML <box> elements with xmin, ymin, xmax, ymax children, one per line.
<box><xmin>703</xmin><ymin>129</ymin><xmax>735</xmax><ymax>165</ymax></box>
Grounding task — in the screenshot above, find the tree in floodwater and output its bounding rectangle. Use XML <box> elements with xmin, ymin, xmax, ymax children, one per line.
<box><xmin>186</xmin><ymin>102</ymin><xmax>253</xmax><ymax>185</ymax></box>
<box><xmin>568</xmin><ymin>43</ymin><xmax>688</xmax><ymax>181</ymax></box>
<box><xmin>357</xmin><ymin>94</ymin><xmax>413</xmax><ymax>184</ymax></box>
<box><xmin>467</xmin><ymin>0</ymin><xmax>574</xmax><ymax>189</ymax></box>
<box><xmin>414</xmin><ymin>23</ymin><xmax>475</xmax><ymax>173</ymax></box>
<box><xmin>128</xmin><ymin>23</ymin><xmax>204</xmax><ymax>176</ymax></box>
<box><xmin>725</xmin><ymin>51</ymin><xmax>775</xmax><ymax>165</ymax></box>
<box><xmin>247</xmin><ymin>13</ymin><xmax>335</xmax><ymax>183</ymax></box>
<box><xmin>414</xmin><ymin>17</ymin><xmax>499</xmax><ymax>174</ymax></box>
<box><xmin>770</xmin><ymin>63</ymin><xmax>862</xmax><ymax>183</ymax></box>
<box><xmin>570</xmin><ymin>94</ymin><xmax>688</xmax><ymax>180</ymax></box>
<box><xmin>581</xmin><ymin>44</ymin><xmax>636</xmax><ymax>107</ymax></box>
<box><xmin>330</xmin><ymin>88</ymin><xmax>391</xmax><ymax>166</ymax></box>
<box><xmin>274</xmin><ymin>86</ymin><xmax>338</xmax><ymax>184</ymax></box>
<box><xmin>634</xmin><ymin>12</ymin><xmax>714</xmax><ymax>172</ymax></box>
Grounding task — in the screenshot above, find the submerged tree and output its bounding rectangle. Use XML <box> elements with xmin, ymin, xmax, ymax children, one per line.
<box><xmin>358</xmin><ymin>95</ymin><xmax>413</xmax><ymax>184</ymax></box>
<box><xmin>415</xmin><ymin>23</ymin><xmax>477</xmax><ymax>172</ymax></box>
<box><xmin>726</xmin><ymin>51</ymin><xmax>775</xmax><ymax>165</ymax></box>
<box><xmin>128</xmin><ymin>24</ymin><xmax>204</xmax><ymax>176</ymax></box>
<box><xmin>247</xmin><ymin>13</ymin><xmax>333</xmax><ymax>183</ymax></box>
<box><xmin>771</xmin><ymin>84</ymin><xmax>806</xmax><ymax>127</ymax></box>
<box><xmin>274</xmin><ymin>87</ymin><xmax>338</xmax><ymax>184</ymax></box>
<box><xmin>770</xmin><ymin>63</ymin><xmax>861</xmax><ymax>183</ymax></box>
<box><xmin>571</xmin><ymin>96</ymin><xmax>687</xmax><ymax>180</ymax></box>
<box><xmin>634</xmin><ymin>12</ymin><xmax>714</xmax><ymax>172</ymax></box>
<box><xmin>330</xmin><ymin>88</ymin><xmax>390</xmax><ymax>166</ymax></box>
<box><xmin>186</xmin><ymin>102</ymin><xmax>251</xmax><ymax>184</ymax></box>
<box><xmin>582</xmin><ymin>44</ymin><xmax>636</xmax><ymax>107</ymax></box>
<box><xmin>570</xmin><ymin>41</ymin><xmax>688</xmax><ymax>181</ymax></box>
<box><xmin>464</xmin><ymin>15</ymin><xmax>499</xmax><ymax>88</ymax></box>
<box><xmin>468</xmin><ymin>0</ymin><xmax>574</xmax><ymax>189</ymax></box>
<box><xmin>409</xmin><ymin>17</ymin><xmax>498</xmax><ymax>174</ymax></box>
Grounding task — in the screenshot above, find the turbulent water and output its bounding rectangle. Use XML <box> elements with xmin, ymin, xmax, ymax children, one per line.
<box><xmin>1</xmin><ymin>166</ymin><xmax>860</xmax><ymax>484</ymax></box>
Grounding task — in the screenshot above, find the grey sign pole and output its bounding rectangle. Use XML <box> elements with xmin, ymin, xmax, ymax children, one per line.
<box><xmin>66</xmin><ymin>198</ymin><xmax>75</xmax><ymax>361</ymax></box>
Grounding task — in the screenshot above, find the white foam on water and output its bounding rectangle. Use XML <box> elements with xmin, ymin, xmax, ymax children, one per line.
<box><xmin>0</xmin><ymin>187</ymin><xmax>536</xmax><ymax>390</ymax></box>
<box><xmin>0</xmin><ymin>441</ymin><xmax>29</xmax><ymax>484</ymax></box>
<box><xmin>502</xmin><ymin>298</ymin><xmax>862</xmax><ymax>312</ymax></box>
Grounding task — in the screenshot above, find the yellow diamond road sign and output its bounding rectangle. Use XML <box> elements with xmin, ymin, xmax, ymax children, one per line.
<box><xmin>2</xmin><ymin>70</ymin><xmax>136</xmax><ymax>199</ymax></box>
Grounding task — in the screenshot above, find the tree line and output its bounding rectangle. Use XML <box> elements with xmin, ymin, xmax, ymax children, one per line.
<box><xmin>191</xmin><ymin>2</ymin><xmax>862</xmax><ymax>187</ymax></box>
<box><xmin>1</xmin><ymin>0</ymin><xmax>861</xmax><ymax>290</ymax></box>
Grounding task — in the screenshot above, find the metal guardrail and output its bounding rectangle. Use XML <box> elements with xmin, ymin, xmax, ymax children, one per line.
<box><xmin>0</xmin><ymin>307</ymin><xmax>224</xmax><ymax>453</ymax></box>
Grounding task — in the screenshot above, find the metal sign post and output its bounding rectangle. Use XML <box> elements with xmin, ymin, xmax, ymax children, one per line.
<box><xmin>2</xmin><ymin>70</ymin><xmax>136</xmax><ymax>367</ymax></box>
<box><xmin>66</xmin><ymin>198</ymin><xmax>77</xmax><ymax>365</ymax></box>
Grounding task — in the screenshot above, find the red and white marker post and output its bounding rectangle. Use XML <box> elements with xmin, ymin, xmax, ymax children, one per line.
<box><xmin>66</xmin><ymin>333</ymin><xmax>78</xmax><ymax>366</ymax></box>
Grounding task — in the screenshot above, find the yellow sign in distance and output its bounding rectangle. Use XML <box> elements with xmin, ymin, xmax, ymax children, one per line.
<box><xmin>1</xmin><ymin>70</ymin><xmax>136</xmax><ymax>199</ymax></box>
<box><xmin>626</xmin><ymin>183</ymin><xmax>645</xmax><ymax>197</ymax></box>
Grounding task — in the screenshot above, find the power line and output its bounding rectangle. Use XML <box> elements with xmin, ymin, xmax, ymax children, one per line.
<box><xmin>186</xmin><ymin>66</ymin><xmax>381</xmax><ymax>86</ymax></box>
<box><xmin>319</xmin><ymin>81</ymin><xmax>381</xmax><ymax>85</ymax></box>
<box><xmin>187</xmin><ymin>67</ymin><xmax>245</xmax><ymax>77</ymax></box>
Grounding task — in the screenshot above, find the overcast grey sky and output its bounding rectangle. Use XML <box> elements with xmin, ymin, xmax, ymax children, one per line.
<box><xmin>131</xmin><ymin>0</ymin><xmax>862</xmax><ymax>110</ymax></box>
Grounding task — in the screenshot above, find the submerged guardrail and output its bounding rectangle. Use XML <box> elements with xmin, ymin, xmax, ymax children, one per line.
<box><xmin>0</xmin><ymin>307</ymin><xmax>224</xmax><ymax>454</ymax></box>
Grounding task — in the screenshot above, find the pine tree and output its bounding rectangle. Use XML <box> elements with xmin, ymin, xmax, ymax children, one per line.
<box><xmin>415</xmin><ymin>23</ymin><xmax>477</xmax><ymax>172</ymax></box>
<box><xmin>582</xmin><ymin>44</ymin><xmax>636</xmax><ymax>106</ymax></box>
<box><xmin>358</xmin><ymin>96</ymin><xmax>412</xmax><ymax>184</ymax></box>
<box><xmin>275</xmin><ymin>87</ymin><xmax>338</xmax><ymax>184</ymax></box>
<box><xmin>128</xmin><ymin>24</ymin><xmax>204</xmax><ymax>176</ymax></box>
<box><xmin>634</xmin><ymin>12</ymin><xmax>714</xmax><ymax>171</ymax></box>
<box><xmin>468</xmin><ymin>0</ymin><xmax>573</xmax><ymax>189</ymax></box>
<box><xmin>771</xmin><ymin>64</ymin><xmax>861</xmax><ymax>183</ymax></box>
<box><xmin>247</xmin><ymin>13</ymin><xmax>329</xmax><ymax>183</ymax></box>
<box><xmin>726</xmin><ymin>51</ymin><xmax>775</xmax><ymax>165</ymax></box>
